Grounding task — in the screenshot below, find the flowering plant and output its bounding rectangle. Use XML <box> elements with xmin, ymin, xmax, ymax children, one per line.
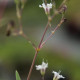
<box><xmin>6</xmin><ymin>0</ymin><xmax>68</xmax><ymax>80</ymax></box>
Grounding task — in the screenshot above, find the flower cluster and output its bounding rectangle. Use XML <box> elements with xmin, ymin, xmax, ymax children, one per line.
<box><xmin>36</xmin><ymin>61</ymin><xmax>65</xmax><ymax>80</ymax></box>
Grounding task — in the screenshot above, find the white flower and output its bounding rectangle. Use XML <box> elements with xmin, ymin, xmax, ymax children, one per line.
<box><xmin>36</xmin><ymin>61</ymin><xmax>48</xmax><ymax>70</ymax></box>
<box><xmin>39</xmin><ymin>2</ymin><xmax>52</xmax><ymax>14</ymax></box>
<box><xmin>35</xmin><ymin>61</ymin><xmax>48</xmax><ymax>75</ymax></box>
<box><xmin>52</xmin><ymin>70</ymin><xmax>65</xmax><ymax>80</ymax></box>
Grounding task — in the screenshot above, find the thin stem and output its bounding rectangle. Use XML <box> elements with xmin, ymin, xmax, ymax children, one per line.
<box><xmin>19</xmin><ymin>7</ymin><xmax>23</xmax><ymax>31</ymax></box>
<box><xmin>16</xmin><ymin>4</ymin><xmax>23</xmax><ymax>31</ymax></box>
<box><xmin>38</xmin><ymin>21</ymin><xmax>49</xmax><ymax>48</ymax></box>
<box><xmin>38</xmin><ymin>14</ymin><xmax>56</xmax><ymax>48</ymax></box>
<box><xmin>42</xmin><ymin>76</ymin><xmax>44</xmax><ymax>80</ymax></box>
<box><xmin>27</xmin><ymin>50</ymin><xmax>39</xmax><ymax>80</ymax></box>
<box><xmin>51</xmin><ymin>13</ymin><xmax>56</xmax><ymax>20</ymax></box>
<box><xmin>18</xmin><ymin>17</ymin><xmax>23</xmax><ymax>31</ymax></box>
<box><xmin>21</xmin><ymin>32</ymin><xmax>36</xmax><ymax>50</ymax></box>
<box><xmin>15</xmin><ymin>4</ymin><xmax>36</xmax><ymax>49</ymax></box>
<box><xmin>40</xmin><ymin>18</ymin><xmax>65</xmax><ymax>48</ymax></box>
<box><xmin>58</xmin><ymin>0</ymin><xmax>67</xmax><ymax>10</ymax></box>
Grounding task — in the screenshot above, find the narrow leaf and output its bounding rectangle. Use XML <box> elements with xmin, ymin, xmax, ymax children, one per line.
<box><xmin>16</xmin><ymin>70</ymin><xmax>21</xmax><ymax>80</ymax></box>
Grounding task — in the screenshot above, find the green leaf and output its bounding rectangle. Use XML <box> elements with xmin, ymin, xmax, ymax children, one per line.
<box><xmin>16</xmin><ymin>70</ymin><xmax>21</xmax><ymax>80</ymax></box>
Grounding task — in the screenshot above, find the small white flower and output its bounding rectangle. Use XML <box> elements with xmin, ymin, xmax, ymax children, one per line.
<box><xmin>39</xmin><ymin>2</ymin><xmax>52</xmax><ymax>14</ymax></box>
<box><xmin>36</xmin><ymin>61</ymin><xmax>48</xmax><ymax>70</ymax></box>
<box><xmin>35</xmin><ymin>61</ymin><xmax>48</xmax><ymax>75</ymax></box>
<box><xmin>52</xmin><ymin>70</ymin><xmax>65</xmax><ymax>80</ymax></box>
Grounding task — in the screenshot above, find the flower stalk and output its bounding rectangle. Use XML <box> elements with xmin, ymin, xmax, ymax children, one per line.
<box><xmin>13</xmin><ymin>0</ymin><xmax>68</xmax><ymax>80</ymax></box>
<box><xmin>27</xmin><ymin>0</ymin><xmax>67</xmax><ymax>80</ymax></box>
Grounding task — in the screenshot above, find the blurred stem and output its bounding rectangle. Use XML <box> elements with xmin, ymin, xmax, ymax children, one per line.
<box><xmin>16</xmin><ymin>4</ymin><xmax>23</xmax><ymax>32</ymax></box>
<box><xmin>58</xmin><ymin>0</ymin><xmax>67</xmax><ymax>10</ymax></box>
<box><xmin>21</xmin><ymin>32</ymin><xmax>36</xmax><ymax>50</ymax></box>
<box><xmin>15</xmin><ymin>3</ymin><xmax>36</xmax><ymax>49</ymax></box>
<box><xmin>27</xmin><ymin>50</ymin><xmax>39</xmax><ymax>80</ymax></box>
<box><xmin>42</xmin><ymin>76</ymin><xmax>45</xmax><ymax>80</ymax></box>
<box><xmin>38</xmin><ymin>21</ymin><xmax>49</xmax><ymax>48</ymax></box>
<box><xmin>40</xmin><ymin>18</ymin><xmax>65</xmax><ymax>48</ymax></box>
<box><xmin>18</xmin><ymin>16</ymin><xmax>23</xmax><ymax>32</ymax></box>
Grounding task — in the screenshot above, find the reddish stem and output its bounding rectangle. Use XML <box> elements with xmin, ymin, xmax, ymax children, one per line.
<box><xmin>38</xmin><ymin>21</ymin><xmax>49</xmax><ymax>48</ymax></box>
<box><xmin>40</xmin><ymin>18</ymin><xmax>65</xmax><ymax>48</ymax></box>
<box><xmin>27</xmin><ymin>50</ymin><xmax>39</xmax><ymax>80</ymax></box>
<box><xmin>27</xmin><ymin>21</ymin><xmax>49</xmax><ymax>80</ymax></box>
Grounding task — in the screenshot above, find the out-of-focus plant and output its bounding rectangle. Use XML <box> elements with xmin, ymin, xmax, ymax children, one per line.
<box><xmin>6</xmin><ymin>0</ymin><xmax>68</xmax><ymax>80</ymax></box>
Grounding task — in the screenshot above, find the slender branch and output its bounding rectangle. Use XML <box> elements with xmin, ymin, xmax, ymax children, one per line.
<box><xmin>21</xmin><ymin>32</ymin><xmax>36</xmax><ymax>50</ymax></box>
<box><xmin>58</xmin><ymin>0</ymin><xmax>67</xmax><ymax>10</ymax></box>
<box><xmin>27</xmin><ymin>50</ymin><xmax>39</xmax><ymax>80</ymax></box>
<box><xmin>38</xmin><ymin>21</ymin><xmax>49</xmax><ymax>48</ymax></box>
<box><xmin>42</xmin><ymin>76</ymin><xmax>44</xmax><ymax>80</ymax></box>
<box><xmin>19</xmin><ymin>6</ymin><xmax>24</xmax><ymax>31</ymax></box>
<box><xmin>15</xmin><ymin>4</ymin><xmax>36</xmax><ymax>49</ymax></box>
<box><xmin>18</xmin><ymin>17</ymin><xmax>23</xmax><ymax>31</ymax></box>
<box><xmin>16</xmin><ymin>4</ymin><xmax>23</xmax><ymax>31</ymax></box>
<box><xmin>51</xmin><ymin>13</ymin><xmax>56</xmax><ymax>20</ymax></box>
<box><xmin>38</xmin><ymin>14</ymin><xmax>56</xmax><ymax>48</ymax></box>
<box><xmin>40</xmin><ymin>18</ymin><xmax>65</xmax><ymax>48</ymax></box>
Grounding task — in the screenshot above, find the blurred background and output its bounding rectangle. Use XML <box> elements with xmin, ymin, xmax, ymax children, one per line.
<box><xmin>0</xmin><ymin>0</ymin><xmax>80</xmax><ymax>80</ymax></box>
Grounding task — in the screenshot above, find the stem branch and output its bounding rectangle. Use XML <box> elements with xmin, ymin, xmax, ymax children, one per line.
<box><xmin>38</xmin><ymin>21</ymin><xmax>49</xmax><ymax>48</ymax></box>
<box><xmin>27</xmin><ymin>21</ymin><xmax>50</xmax><ymax>80</ymax></box>
<box><xmin>40</xmin><ymin>18</ymin><xmax>65</xmax><ymax>48</ymax></box>
<box><xmin>27</xmin><ymin>50</ymin><xmax>39</xmax><ymax>80</ymax></box>
<box><xmin>21</xmin><ymin>33</ymin><xmax>36</xmax><ymax>50</ymax></box>
<box><xmin>42</xmin><ymin>76</ymin><xmax>44</xmax><ymax>80</ymax></box>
